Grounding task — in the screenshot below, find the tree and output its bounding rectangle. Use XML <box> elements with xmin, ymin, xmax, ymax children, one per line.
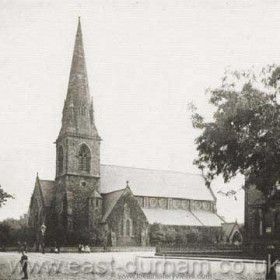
<box><xmin>190</xmin><ymin>65</ymin><xmax>280</xmax><ymax>196</ymax></box>
<box><xmin>0</xmin><ymin>185</ymin><xmax>14</xmax><ymax>207</ymax></box>
<box><xmin>0</xmin><ymin>216</ymin><xmax>34</xmax><ymax>247</ymax></box>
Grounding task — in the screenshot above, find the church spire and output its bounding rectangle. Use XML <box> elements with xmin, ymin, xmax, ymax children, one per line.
<box><xmin>67</xmin><ymin>17</ymin><xmax>89</xmax><ymax>103</ymax></box>
<box><xmin>58</xmin><ymin>18</ymin><xmax>99</xmax><ymax>139</ymax></box>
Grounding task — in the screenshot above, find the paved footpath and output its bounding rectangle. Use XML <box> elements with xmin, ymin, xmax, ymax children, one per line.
<box><xmin>0</xmin><ymin>251</ymin><xmax>271</xmax><ymax>280</ymax></box>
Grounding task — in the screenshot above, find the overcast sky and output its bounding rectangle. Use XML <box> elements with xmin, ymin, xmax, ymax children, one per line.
<box><xmin>1</xmin><ymin>0</ymin><xmax>280</xmax><ymax>222</ymax></box>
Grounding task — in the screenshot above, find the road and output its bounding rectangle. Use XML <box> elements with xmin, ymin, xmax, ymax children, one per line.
<box><xmin>0</xmin><ymin>251</ymin><xmax>271</xmax><ymax>280</ymax></box>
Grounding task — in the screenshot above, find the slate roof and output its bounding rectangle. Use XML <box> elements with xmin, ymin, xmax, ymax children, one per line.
<box><xmin>100</xmin><ymin>165</ymin><xmax>214</xmax><ymax>201</ymax></box>
<box><xmin>39</xmin><ymin>180</ymin><xmax>55</xmax><ymax>207</ymax></box>
<box><xmin>142</xmin><ymin>208</ymin><xmax>223</xmax><ymax>227</ymax></box>
<box><xmin>142</xmin><ymin>208</ymin><xmax>202</xmax><ymax>226</ymax></box>
<box><xmin>35</xmin><ymin>164</ymin><xmax>219</xmax><ymax>226</ymax></box>
<box><xmin>101</xmin><ymin>189</ymin><xmax>125</xmax><ymax>223</ymax></box>
<box><xmin>191</xmin><ymin>210</ymin><xmax>224</xmax><ymax>227</ymax></box>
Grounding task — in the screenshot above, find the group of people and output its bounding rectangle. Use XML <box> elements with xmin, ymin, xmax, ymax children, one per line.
<box><xmin>78</xmin><ymin>244</ymin><xmax>91</xmax><ymax>253</ymax></box>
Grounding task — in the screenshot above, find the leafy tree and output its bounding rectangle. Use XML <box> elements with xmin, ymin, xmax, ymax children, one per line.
<box><xmin>0</xmin><ymin>223</ymin><xmax>10</xmax><ymax>246</ymax></box>
<box><xmin>0</xmin><ymin>216</ymin><xmax>34</xmax><ymax>247</ymax></box>
<box><xmin>190</xmin><ymin>65</ymin><xmax>280</xmax><ymax>196</ymax></box>
<box><xmin>0</xmin><ymin>185</ymin><xmax>14</xmax><ymax>207</ymax></box>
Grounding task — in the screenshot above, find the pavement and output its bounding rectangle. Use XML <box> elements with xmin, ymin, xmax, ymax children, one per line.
<box><xmin>0</xmin><ymin>251</ymin><xmax>271</xmax><ymax>280</ymax></box>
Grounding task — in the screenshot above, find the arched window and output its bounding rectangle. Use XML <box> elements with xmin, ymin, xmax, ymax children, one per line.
<box><xmin>78</xmin><ymin>144</ymin><xmax>91</xmax><ymax>172</ymax></box>
<box><xmin>232</xmin><ymin>231</ymin><xmax>242</xmax><ymax>244</ymax></box>
<box><xmin>58</xmin><ymin>146</ymin><xmax>63</xmax><ymax>173</ymax></box>
<box><xmin>126</xmin><ymin>219</ymin><xmax>131</xmax><ymax>237</ymax></box>
<box><xmin>120</xmin><ymin>219</ymin><xmax>124</xmax><ymax>236</ymax></box>
<box><xmin>132</xmin><ymin>220</ymin><xmax>136</xmax><ymax>236</ymax></box>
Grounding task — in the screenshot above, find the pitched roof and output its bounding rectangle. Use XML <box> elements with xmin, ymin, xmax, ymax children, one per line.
<box><xmin>39</xmin><ymin>180</ymin><xmax>55</xmax><ymax>207</ymax></box>
<box><xmin>142</xmin><ymin>208</ymin><xmax>223</xmax><ymax>227</ymax></box>
<box><xmin>142</xmin><ymin>209</ymin><xmax>202</xmax><ymax>226</ymax></box>
<box><xmin>101</xmin><ymin>189</ymin><xmax>125</xmax><ymax>223</ymax></box>
<box><xmin>191</xmin><ymin>210</ymin><xmax>224</xmax><ymax>227</ymax></box>
<box><xmin>221</xmin><ymin>222</ymin><xmax>239</xmax><ymax>238</ymax></box>
<box><xmin>100</xmin><ymin>164</ymin><xmax>214</xmax><ymax>201</ymax></box>
<box><xmin>90</xmin><ymin>190</ymin><xmax>102</xmax><ymax>198</ymax></box>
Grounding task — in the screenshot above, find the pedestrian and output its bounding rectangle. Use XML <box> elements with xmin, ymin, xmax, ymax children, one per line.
<box><xmin>81</xmin><ymin>245</ymin><xmax>85</xmax><ymax>253</ymax></box>
<box><xmin>20</xmin><ymin>251</ymin><xmax>28</xmax><ymax>279</ymax></box>
<box><xmin>85</xmin><ymin>245</ymin><xmax>91</xmax><ymax>253</ymax></box>
<box><xmin>78</xmin><ymin>244</ymin><xmax>82</xmax><ymax>253</ymax></box>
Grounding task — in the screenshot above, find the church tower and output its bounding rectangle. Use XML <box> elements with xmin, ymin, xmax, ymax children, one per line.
<box><xmin>54</xmin><ymin>18</ymin><xmax>101</xmax><ymax>232</ymax></box>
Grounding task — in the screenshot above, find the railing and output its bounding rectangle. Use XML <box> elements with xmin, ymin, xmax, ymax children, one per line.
<box><xmin>157</xmin><ymin>243</ymin><xmax>242</xmax><ymax>252</ymax></box>
<box><xmin>156</xmin><ymin>244</ymin><xmax>243</xmax><ymax>257</ymax></box>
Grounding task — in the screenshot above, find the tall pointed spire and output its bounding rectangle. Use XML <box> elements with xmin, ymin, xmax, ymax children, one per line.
<box><xmin>67</xmin><ymin>17</ymin><xmax>89</xmax><ymax>104</ymax></box>
<box><xmin>58</xmin><ymin>18</ymin><xmax>99</xmax><ymax>139</ymax></box>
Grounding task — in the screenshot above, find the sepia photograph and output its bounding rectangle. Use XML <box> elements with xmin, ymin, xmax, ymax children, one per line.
<box><xmin>0</xmin><ymin>0</ymin><xmax>279</xmax><ymax>279</ymax></box>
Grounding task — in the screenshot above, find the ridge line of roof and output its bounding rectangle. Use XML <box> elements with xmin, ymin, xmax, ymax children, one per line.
<box><xmin>39</xmin><ymin>179</ymin><xmax>55</xmax><ymax>183</ymax></box>
<box><xmin>101</xmin><ymin>164</ymin><xmax>203</xmax><ymax>177</ymax></box>
<box><xmin>102</xmin><ymin>188</ymin><xmax>128</xmax><ymax>222</ymax></box>
<box><xmin>102</xmin><ymin>188</ymin><xmax>126</xmax><ymax>196</ymax></box>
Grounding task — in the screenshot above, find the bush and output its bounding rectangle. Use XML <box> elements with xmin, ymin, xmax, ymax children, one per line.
<box><xmin>149</xmin><ymin>223</ymin><xmax>165</xmax><ymax>245</ymax></box>
<box><xmin>165</xmin><ymin>229</ymin><xmax>176</xmax><ymax>245</ymax></box>
<box><xmin>176</xmin><ymin>230</ymin><xmax>188</xmax><ymax>246</ymax></box>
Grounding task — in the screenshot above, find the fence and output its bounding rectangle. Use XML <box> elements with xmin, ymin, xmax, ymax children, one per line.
<box><xmin>0</xmin><ymin>246</ymin><xmax>155</xmax><ymax>253</ymax></box>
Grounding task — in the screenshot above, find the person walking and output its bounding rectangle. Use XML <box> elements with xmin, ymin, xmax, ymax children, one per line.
<box><xmin>20</xmin><ymin>251</ymin><xmax>28</xmax><ymax>279</ymax></box>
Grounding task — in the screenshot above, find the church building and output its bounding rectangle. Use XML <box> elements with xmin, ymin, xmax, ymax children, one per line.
<box><xmin>28</xmin><ymin>19</ymin><xmax>224</xmax><ymax>247</ymax></box>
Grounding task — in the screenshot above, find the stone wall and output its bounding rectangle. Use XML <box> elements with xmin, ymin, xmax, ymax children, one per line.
<box><xmin>56</xmin><ymin>136</ymin><xmax>100</xmax><ymax>179</ymax></box>
<box><xmin>54</xmin><ymin>174</ymin><xmax>100</xmax><ymax>232</ymax></box>
<box><xmin>106</xmin><ymin>190</ymin><xmax>149</xmax><ymax>246</ymax></box>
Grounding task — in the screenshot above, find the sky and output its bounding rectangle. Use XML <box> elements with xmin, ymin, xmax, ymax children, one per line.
<box><xmin>1</xmin><ymin>0</ymin><xmax>280</xmax><ymax>222</ymax></box>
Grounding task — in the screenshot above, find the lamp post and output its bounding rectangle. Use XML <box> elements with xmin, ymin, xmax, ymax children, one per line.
<box><xmin>41</xmin><ymin>223</ymin><xmax>46</xmax><ymax>254</ymax></box>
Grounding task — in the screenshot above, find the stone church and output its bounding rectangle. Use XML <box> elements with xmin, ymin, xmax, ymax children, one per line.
<box><xmin>28</xmin><ymin>19</ymin><xmax>224</xmax><ymax>247</ymax></box>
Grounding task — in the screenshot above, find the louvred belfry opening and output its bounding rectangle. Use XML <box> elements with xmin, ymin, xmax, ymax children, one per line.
<box><xmin>78</xmin><ymin>144</ymin><xmax>91</xmax><ymax>172</ymax></box>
